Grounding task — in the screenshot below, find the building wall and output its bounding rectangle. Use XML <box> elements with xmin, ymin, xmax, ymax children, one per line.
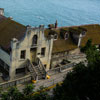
<box><xmin>10</xmin><ymin>26</ymin><xmax>53</xmax><ymax>80</ymax></box>
<box><xmin>0</xmin><ymin>8</ymin><xmax>4</xmax><ymax>16</ymax></box>
<box><xmin>51</xmin><ymin>48</ymin><xmax>80</xmax><ymax>68</ymax></box>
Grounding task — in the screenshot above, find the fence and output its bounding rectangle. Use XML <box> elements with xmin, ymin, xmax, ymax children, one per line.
<box><xmin>0</xmin><ymin>63</ymin><xmax>74</xmax><ymax>89</ymax></box>
<box><xmin>47</xmin><ymin>63</ymin><xmax>74</xmax><ymax>76</ymax></box>
<box><xmin>0</xmin><ymin>75</ymin><xmax>31</xmax><ymax>89</ymax></box>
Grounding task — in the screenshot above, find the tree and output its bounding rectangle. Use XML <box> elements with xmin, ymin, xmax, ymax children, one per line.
<box><xmin>53</xmin><ymin>40</ymin><xmax>100</xmax><ymax>100</ymax></box>
<box><xmin>23</xmin><ymin>84</ymin><xmax>35</xmax><ymax>96</ymax></box>
<box><xmin>1</xmin><ymin>87</ymin><xmax>23</xmax><ymax>100</ymax></box>
<box><xmin>81</xmin><ymin>39</ymin><xmax>100</xmax><ymax>64</ymax></box>
<box><xmin>31</xmin><ymin>86</ymin><xmax>50</xmax><ymax>100</ymax></box>
<box><xmin>1</xmin><ymin>92</ymin><xmax>10</xmax><ymax>100</ymax></box>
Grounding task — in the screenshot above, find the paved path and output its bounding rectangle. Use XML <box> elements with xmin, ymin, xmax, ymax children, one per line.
<box><xmin>17</xmin><ymin>68</ymin><xmax>71</xmax><ymax>92</ymax></box>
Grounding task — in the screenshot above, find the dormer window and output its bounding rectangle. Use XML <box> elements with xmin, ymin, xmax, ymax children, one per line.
<box><xmin>78</xmin><ymin>27</ymin><xmax>87</xmax><ymax>36</ymax></box>
<box><xmin>65</xmin><ymin>33</ymin><xmax>69</xmax><ymax>40</ymax></box>
<box><xmin>54</xmin><ymin>34</ymin><xmax>58</xmax><ymax>40</ymax></box>
<box><xmin>82</xmin><ymin>31</ymin><xmax>86</xmax><ymax>36</ymax></box>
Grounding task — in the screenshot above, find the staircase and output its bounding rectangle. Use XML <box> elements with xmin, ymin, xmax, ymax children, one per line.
<box><xmin>27</xmin><ymin>58</ymin><xmax>46</xmax><ymax>80</ymax></box>
<box><xmin>27</xmin><ymin>59</ymin><xmax>37</xmax><ymax>80</ymax></box>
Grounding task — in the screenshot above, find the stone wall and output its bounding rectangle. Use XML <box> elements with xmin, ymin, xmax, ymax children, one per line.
<box><xmin>51</xmin><ymin>48</ymin><xmax>81</xmax><ymax>68</ymax></box>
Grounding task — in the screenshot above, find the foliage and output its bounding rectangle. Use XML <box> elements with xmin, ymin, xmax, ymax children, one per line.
<box><xmin>1</xmin><ymin>84</ymin><xmax>50</xmax><ymax>100</ymax></box>
<box><xmin>23</xmin><ymin>83</ymin><xmax>35</xmax><ymax>95</ymax></box>
<box><xmin>53</xmin><ymin>40</ymin><xmax>100</xmax><ymax>100</ymax></box>
<box><xmin>81</xmin><ymin>39</ymin><xmax>92</xmax><ymax>52</ymax></box>
<box><xmin>81</xmin><ymin>39</ymin><xmax>100</xmax><ymax>64</ymax></box>
<box><xmin>1</xmin><ymin>87</ymin><xmax>23</xmax><ymax>100</ymax></box>
<box><xmin>0</xmin><ymin>87</ymin><xmax>2</xmax><ymax>94</ymax></box>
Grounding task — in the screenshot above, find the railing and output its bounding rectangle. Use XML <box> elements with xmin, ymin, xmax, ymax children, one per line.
<box><xmin>26</xmin><ymin>59</ymin><xmax>37</xmax><ymax>80</ymax></box>
<box><xmin>0</xmin><ymin>62</ymin><xmax>74</xmax><ymax>89</ymax></box>
<box><xmin>0</xmin><ymin>75</ymin><xmax>31</xmax><ymax>89</ymax></box>
<box><xmin>47</xmin><ymin>63</ymin><xmax>74</xmax><ymax>76</ymax></box>
<box><xmin>37</xmin><ymin>57</ymin><xmax>47</xmax><ymax>77</ymax></box>
<box><xmin>52</xmin><ymin>53</ymin><xmax>86</xmax><ymax>61</ymax></box>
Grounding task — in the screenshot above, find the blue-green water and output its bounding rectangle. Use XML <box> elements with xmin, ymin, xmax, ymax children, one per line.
<box><xmin>0</xmin><ymin>0</ymin><xmax>100</xmax><ymax>27</ymax></box>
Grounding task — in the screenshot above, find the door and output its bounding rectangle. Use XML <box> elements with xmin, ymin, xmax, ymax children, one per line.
<box><xmin>30</xmin><ymin>48</ymin><xmax>37</xmax><ymax>63</ymax></box>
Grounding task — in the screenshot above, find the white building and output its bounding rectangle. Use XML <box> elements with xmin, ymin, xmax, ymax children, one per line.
<box><xmin>0</xmin><ymin>9</ymin><xmax>100</xmax><ymax>81</ymax></box>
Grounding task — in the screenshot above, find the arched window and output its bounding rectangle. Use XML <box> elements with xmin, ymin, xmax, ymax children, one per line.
<box><xmin>65</xmin><ymin>33</ymin><xmax>69</xmax><ymax>40</ymax></box>
<box><xmin>32</xmin><ymin>35</ymin><xmax>38</xmax><ymax>45</ymax></box>
<box><xmin>82</xmin><ymin>31</ymin><xmax>86</xmax><ymax>36</ymax></box>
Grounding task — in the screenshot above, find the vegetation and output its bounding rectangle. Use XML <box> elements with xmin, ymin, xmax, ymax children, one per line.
<box><xmin>1</xmin><ymin>40</ymin><xmax>100</xmax><ymax>100</ymax></box>
<box><xmin>0</xmin><ymin>84</ymin><xmax>50</xmax><ymax>100</ymax></box>
<box><xmin>81</xmin><ymin>39</ymin><xmax>100</xmax><ymax>64</ymax></box>
<box><xmin>53</xmin><ymin>40</ymin><xmax>100</xmax><ymax>100</ymax></box>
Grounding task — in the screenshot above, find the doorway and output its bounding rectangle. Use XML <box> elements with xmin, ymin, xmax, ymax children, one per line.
<box><xmin>30</xmin><ymin>48</ymin><xmax>37</xmax><ymax>63</ymax></box>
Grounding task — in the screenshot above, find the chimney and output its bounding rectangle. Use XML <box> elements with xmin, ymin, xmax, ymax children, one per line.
<box><xmin>0</xmin><ymin>8</ymin><xmax>4</xmax><ymax>16</ymax></box>
<box><xmin>55</xmin><ymin>20</ymin><xmax>58</xmax><ymax>28</ymax></box>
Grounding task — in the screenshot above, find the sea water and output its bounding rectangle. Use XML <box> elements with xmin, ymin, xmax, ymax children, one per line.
<box><xmin>0</xmin><ymin>0</ymin><xmax>100</xmax><ymax>27</ymax></box>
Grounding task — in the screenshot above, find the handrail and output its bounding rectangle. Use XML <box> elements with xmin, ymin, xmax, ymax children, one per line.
<box><xmin>26</xmin><ymin>59</ymin><xmax>38</xmax><ymax>80</ymax></box>
<box><xmin>37</xmin><ymin>57</ymin><xmax>47</xmax><ymax>74</ymax></box>
<box><xmin>47</xmin><ymin>63</ymin><xmax>74</xmax><ymax>72</ymax></box>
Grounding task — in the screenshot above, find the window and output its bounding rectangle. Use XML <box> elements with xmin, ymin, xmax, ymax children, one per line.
<box><xmin>65</xmin><ymin>33</ymin><xmax>69</xmax><ymax>40</ymax></box>
<box><xmin>82</xmin><ymin>31</ymin><xmax>86</xmax><ymax>36</ymax></box>
<box><xmin>54</xmin><ymin>34</ymin><xmax>58</xmax><ymax>40</ymax></box>
<box><xmin>44</xmin><ymin>64</ymin><xmax>47</xmax><ymax>68</ymax></box>
<box><xmin>32</xmin><ymin>35</ymin><xmax>38</xmax><ymax>45</ymax></box>
<box><xmin>41</xmin><ymin>48</ymin><xmax>46</xmax><ymax>56</ymax></box>
<box><xmin>20</xmin><ymin>50</ymin><xmax>26</xmax><ymax>59</ymax></box>
<box><xmin>16</xmin><ymin>68</ymin><xmax>25</xmax><ymax>74</ymax></box>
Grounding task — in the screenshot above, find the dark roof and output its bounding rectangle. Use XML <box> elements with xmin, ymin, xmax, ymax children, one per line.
<box><xmin>44</xmin><ymin>29</ymin><xmax>77</xmax><ymax>54</ymax></box>
<box><xmin>81</xmin><ymin>24</ymin><xmax>100</xmax><ymax>46</ymax></box>
<box><xmin>0</xmin><ymin>15</ymin><xmax>26</xmax><ymax>49</ymax></box>
<box><xmin>0</xmin><ymin>15</ymin><xmax>6</xmax><ymax>22</ymax></box>
<box><xmin>0</xmin><ymin>15</ymin><xmax>100</xmax><ymax>54</ymax></box>
<box><xmin>45</xmin><ymin>24</ymin><xmax>100</xmax><ymax>54</ymax></box>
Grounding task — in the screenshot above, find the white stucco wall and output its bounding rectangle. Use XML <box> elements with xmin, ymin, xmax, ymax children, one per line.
<box><xmin>10</xmin><ymin>26</ymin><xmax>53</xmax><ymax>79</ymax></box>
